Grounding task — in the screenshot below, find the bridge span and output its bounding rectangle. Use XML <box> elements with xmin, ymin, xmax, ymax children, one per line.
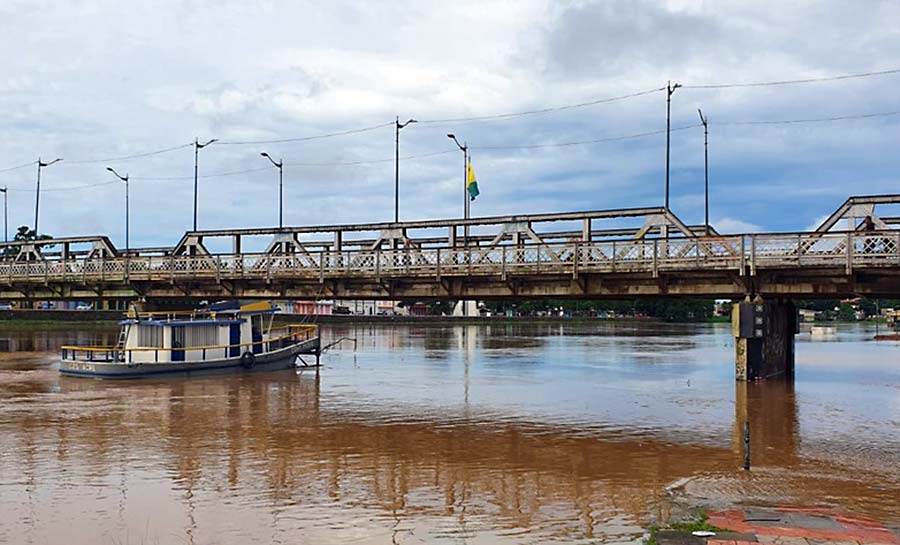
<box><xmin>0</xmin><ymin>195</ymin><xmax>898</xmax><ymax>302</ymax></box>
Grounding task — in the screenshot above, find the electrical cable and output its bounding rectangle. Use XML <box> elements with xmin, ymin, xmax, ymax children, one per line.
<box><xmin>417</xmin><ymin>87</ymin><xmax>666</xmax><ymax>124</ymax></box>
<box><xmin>683</xmin><ymin>67</ymin><xmax>900</xmax><ymax>89</ymax></box>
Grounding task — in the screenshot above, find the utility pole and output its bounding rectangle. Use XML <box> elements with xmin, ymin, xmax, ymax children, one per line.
<box><xmin>698</xmin><ymin>109</ymin><xmax>709</xmax><ymax>235</ymax></box>
<box><xmin>665</xmin><ymin>81</ymin><xmax>681</xmax><ymax>210</ymax></box>
<box><xmin>394</xmin><ymin>117</ymin><xmax>417</xmax><ymax>223</ymax></box>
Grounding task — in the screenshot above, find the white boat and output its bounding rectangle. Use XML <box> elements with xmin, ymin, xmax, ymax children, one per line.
<box><xmin>60</xmin><ymin>301</ymin><xmax>320</xmax><ymax>379</ymax></box>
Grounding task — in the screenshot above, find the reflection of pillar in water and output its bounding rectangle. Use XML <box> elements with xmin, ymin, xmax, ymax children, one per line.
<box><xmin>463</xmin><ymin>325</ymin><xmax>477</xmax><ymax>412</ymax></box>
<box><xmin>733</xmin><ymin>381</ymin><xmax>799</xmax><ymax>467</ymax></box>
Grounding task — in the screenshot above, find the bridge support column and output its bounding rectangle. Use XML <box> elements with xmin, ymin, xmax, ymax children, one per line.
<box><xmin>732</xmin><ymin>300</ymin><xmax>798</xmax><ymax>381</ymax></box>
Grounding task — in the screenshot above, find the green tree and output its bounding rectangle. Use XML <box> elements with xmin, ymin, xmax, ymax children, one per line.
<box><xmin>837</xmin><ymin>303</ymin><xmax>857</xmax><ymax>322</ymax></box>
<box><xmin>3</xmin><ymin>225</ymin><xmax>53</xmax><ymax>258</ymax></box>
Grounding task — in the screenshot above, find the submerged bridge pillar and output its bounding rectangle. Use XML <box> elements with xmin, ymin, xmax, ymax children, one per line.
<box><xmin>732</xmin><ymin>300</ymin><xmax>798</xmax><ymax>381</ymax></box>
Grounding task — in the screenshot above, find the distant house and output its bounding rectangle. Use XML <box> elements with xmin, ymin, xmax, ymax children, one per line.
<box><xmin>798</xmin><ymin>309</ymin><xmax>824</xmax><ymax>322</ymax></box>
<box><xmin>278</xmin><ymin>300</ymin><xmax>334</xmax><ymax>315</ymax></box>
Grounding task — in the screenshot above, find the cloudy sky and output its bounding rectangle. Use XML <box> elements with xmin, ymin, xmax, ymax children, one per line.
<box><xmin>1</xmin><ymin>0</ymin><xmax>898</xmax><ymax>249</ymax></box>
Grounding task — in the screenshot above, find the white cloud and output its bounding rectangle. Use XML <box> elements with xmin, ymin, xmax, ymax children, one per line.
<box><xmin>713</xmin><ymin>218</ymin><xmax>762</xmax><ymax>234</ymax></box>
<box><xmin>806</xmin><ymin>214</ymin><xmax>831</xmax><ymax>232</ymax></box>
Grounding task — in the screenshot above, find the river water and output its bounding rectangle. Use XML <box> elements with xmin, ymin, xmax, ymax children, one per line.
<box><xmin>1</xmin><ymin>321</ymin><xmax>898</xmax><ymax>545</ymax></box>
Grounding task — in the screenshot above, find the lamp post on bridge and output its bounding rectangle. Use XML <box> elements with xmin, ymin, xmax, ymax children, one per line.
<box><xmin>394</xmin><ymin>116</ymin><xmax>417</xmax><ymax>223</ymax></box>
<box><xmin>193</xmin><ymin>138</ymin><xmax>217</xmax><ymax>231</ymax></box>
<box><xmin>698</xmin><ymin>108</ymin><xmax>709</xmax><ymax>236</ymax></box>
<box><xmin>446</xmin><ymin>133</ymin><xmax>468</xmax><ymax>223</ymax></box>
<box><xmin>447</xmin><ymin>133</ymin><xmax>468</xmax><ymax>318</ymax></box>
<box><xmin>665</xmin><ymin>81</ymin><xmax>681</xmax><ymax>211</ymax></box>
<box><xmin>260</xmin><ymin>152</ymin><xmax>284</xmax><ymax>229</ymax></box>
<box><xmin>35</xmin><ymin>157</ymin><xmax>62</xmax><ymax>237</ymax></box>
<box><xmin>106</xmin><ymin>167</ymin><xmax>129</xmax><ymax>254</ymax></box>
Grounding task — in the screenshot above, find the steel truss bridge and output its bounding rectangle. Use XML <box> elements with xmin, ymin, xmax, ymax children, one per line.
<box><xmin>2</xmin><ymin>195</ymin><xmax>899</xmax><ymax>301</ymax></box>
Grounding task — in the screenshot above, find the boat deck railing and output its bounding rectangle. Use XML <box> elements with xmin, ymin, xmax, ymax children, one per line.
<box><xmin>61</xmin><ymin>324</ymin><xmax>318</xmax><ymax>364</ymax></box>
<box><xmin>124</xmin><ymin>309</ymin><xmax>237</xmax><ymax>322</ymax></box>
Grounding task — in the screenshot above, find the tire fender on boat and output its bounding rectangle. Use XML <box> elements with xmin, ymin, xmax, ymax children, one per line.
<box><xmin>240</xmin><ymin>351</ymin><xmax>256</xmax><ymax>369</ymax></box>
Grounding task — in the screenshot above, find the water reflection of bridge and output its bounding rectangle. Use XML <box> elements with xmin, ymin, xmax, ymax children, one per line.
<box><xmin>1</xmin><ymin>367</ymin><xmax>804</xmax><ymax>544</ymax></box>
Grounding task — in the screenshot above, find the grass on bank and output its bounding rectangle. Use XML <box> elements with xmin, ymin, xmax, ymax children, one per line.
<box><xmin>0</xmin><ymin>319</ymin><xmax>118</xmax><ymax>330</ymax></box>
<box><xmin>645</xmin><ymin>513</ymin><xmax>727</xmax><ymax>545</ymax></box>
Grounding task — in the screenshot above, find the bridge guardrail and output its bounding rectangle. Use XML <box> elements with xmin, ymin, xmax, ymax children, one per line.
<box><xmin>1</xmin><ymin>231</ymin><xmax>898</xmax><ymax>285</ymax></box>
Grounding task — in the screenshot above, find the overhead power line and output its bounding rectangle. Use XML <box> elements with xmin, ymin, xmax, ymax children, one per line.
<box><xmin>132</xmin><ymin>150</ymin><xmax>459</xmax><ymax>180</ymax></box>
<box><xmin>132</xmin><ymin>166</ymin><xmax>272</xmax><ymax>181</ymax></box>
<box><xmin>684</xmin><ymin>67</ymin><xmax>900</xmax><ymax>89</ymax></box>
<box><xmin>0</xmin><ymin>161</ymin><xmax>37</xmax><ymax>174</ymax></box>
<box><xmin>216</xmin><ymin>122</ymin><xmax>395</xmax><ymax>145</ymax></box>
<box><xmin>65</xmin><ymin>143</ymin><xmax>194</xmax><ymax>164</ymax></box>
<box><xmin>6</xmin><ymin>180</ymin><xmax>119</xmax><ymax>192</ymax></box>
<box><xmin>285</xmin><ymin>149</ymin><xmax>456</xmax><ymax>167</ymax></box>
<box><xmin>418</xmin><ymin>87</ymin><xmax>666</xmax><ymax>124</ymax></box>
<box><xmin>715</xmin><ymin>110</ymin><xmax>900</xmax><ymax>125</ymax></box>
<box><xmin>472</xmin><ymin>125</ymin><xmax>700</xmax><ymax>151</ymax></box>
<box><xmin>2</xmin><ymin>68</ymin><xmax>900</xmax><ymax>176</ymax></box>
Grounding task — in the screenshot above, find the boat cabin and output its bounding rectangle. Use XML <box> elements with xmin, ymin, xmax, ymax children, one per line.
<box><xmin>121</xmin><ymin>301</ymin><xmax>280</xmax><ymax>363</ymax></box>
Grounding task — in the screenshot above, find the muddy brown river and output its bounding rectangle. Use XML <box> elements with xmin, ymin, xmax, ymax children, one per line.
<box><xmin>1</xmin><ymin>322</ymin><xmax>898</xmax><ymax>544</ymax></box>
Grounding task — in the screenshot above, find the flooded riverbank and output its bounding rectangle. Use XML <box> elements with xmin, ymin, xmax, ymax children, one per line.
<box><xmin>1</xmin><ymin>322</ymin><xmax>898</xmax><ymax>544</ymax></box>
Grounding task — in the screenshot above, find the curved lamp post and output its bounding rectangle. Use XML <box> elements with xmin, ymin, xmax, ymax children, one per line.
<box><xmin>35</xmin><ymin>157</ymin><xmax>62</xmax><ymax>236</ymax></box>
<box><xmin>697</xmin><ymin>108</ymin><xmax>709</xmax><ymax>236</ymax></box>
<box><xmin>394</xmin><ymin>117</ymin><xmax>417</xmax><ymax>222</ymax></box>
<box><xmin>260</xmin><ymin>152</ymin><xmax>284</xmax><ymax>229</ymax></box>
<box><xmin>193</xmin><ymin>138</ymin><xmax>217</xmax><ymax>231</ymax></box>
<box><xmin>106</xmin><ymin>167</ymin><xmax>129</xmax><ymax>253</ymax></box>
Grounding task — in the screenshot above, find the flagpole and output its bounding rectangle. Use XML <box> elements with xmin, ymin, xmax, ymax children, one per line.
<box><xmin>463</xmin><ymin>148</ymin><xmax>468</xmax><ymax>319</ymax></box>
<box><xmin>464</xmin><ymin>149</ymin><xmax>469</xmax><ymax>239</ymax></box>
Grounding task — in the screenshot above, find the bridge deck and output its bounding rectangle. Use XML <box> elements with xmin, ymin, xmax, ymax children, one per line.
<box><xmin>2</xmin><ymin>230</ymin><xmax>898</xmax><ymax>300</ymax></box>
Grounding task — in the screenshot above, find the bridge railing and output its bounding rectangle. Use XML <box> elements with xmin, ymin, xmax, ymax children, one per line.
<box><xmin>1</xmin><ymin>231</ymin><xmax>898</xmax><ymax>284</ymax></box>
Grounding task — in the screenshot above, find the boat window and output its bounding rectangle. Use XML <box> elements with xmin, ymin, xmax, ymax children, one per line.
<box><xmin>137</xmin><ymin>325</ymin><xmax>164</xmax><ymax>348</ymax></box>
<box><xmin>185</xmin><ymin>325</ymin><xmax>218</xmax><ymax>348</ymax></box>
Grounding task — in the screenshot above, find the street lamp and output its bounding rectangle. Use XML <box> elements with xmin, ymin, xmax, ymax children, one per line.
<box><xmin>665</xmin><ymin>80</ymin><xmax>681</xmax><ymax>210</ymax></box>
<box><xmin>260</xmin><ymin>152</ymin><xmax>284</xmax><ymax>229</ymax></box>
<box><xmin>106</xmin><ymin>167</ymin><xmax>129</xmax><ymax>253</ymax></box>
<box><xmin>446</xmin><ymin>133</ymin><xmax>469</xmax><ymax>221</ymax></box>
<box><xmin>697</xmin><ymin>109</ymin><xmax>709</xmax><ymax>236</ymax></box>
<box><xmin>35</xmin><ymin>157</ymin><xmax>62</xmax><ymax>236</ymax></box>
<box><xmin>447</xmin><ymin>133</ymin><xmax>469</xmax><ymax>318</ymax></box>
<box><xmin>394</xmin><ymin>116</ymin><xmax>417</xmax><ymax>223</ymax></box>
<box><xmin>193</xmin><ymin>138</ymin><xmax>217</xmax><ymax>231</ymax></box>
<box><xmin>0</xmin><ymin>187</ymin><xmax>7</xmax><ymax>244</ymax></box>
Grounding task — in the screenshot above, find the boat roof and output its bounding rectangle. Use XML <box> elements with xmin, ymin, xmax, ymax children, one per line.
<box><xmin>120</xmin><ymin>318</ymin><xmax>245</xmax><ymax>327</ymax></box>
<box><xmin>121</xmin><ymin>301</ymin><xmax>280</xmax><ymax>325</ymax></box>
<box><xmin>203</xmin><ymin>301</ymin><xmax>280</xmax><ymax>315</ymax></box>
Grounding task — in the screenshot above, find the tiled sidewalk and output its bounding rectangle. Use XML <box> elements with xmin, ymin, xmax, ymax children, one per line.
<box><xmin>706</xmin><ymin>508</ymin><xmax>900</xmax><ymax>545</ymax></box>
<box><xmin>657</xmin><ymin>508</ymin><xmax>900</xmax><ymax>545</ymax></box>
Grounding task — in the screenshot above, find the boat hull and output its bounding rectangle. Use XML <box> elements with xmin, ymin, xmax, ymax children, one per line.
<box><xmin>59</xmin><ymin>338</ymin><xmax>319</xmax><ymax>379</ymax></box>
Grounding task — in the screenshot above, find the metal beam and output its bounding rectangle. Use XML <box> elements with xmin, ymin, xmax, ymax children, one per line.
<box><xmin>181</xmin><ymin>206</ymin><xmax>670</xmax><ymax>238</ymax></box>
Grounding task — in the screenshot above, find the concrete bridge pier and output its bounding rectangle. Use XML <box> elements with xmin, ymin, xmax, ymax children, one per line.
<box><xmin>732</xmin><ymin>300</ymin><xmax>798</xmax><ymax>381</ymax></box>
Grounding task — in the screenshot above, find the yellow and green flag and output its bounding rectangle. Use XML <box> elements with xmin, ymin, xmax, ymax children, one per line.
<box><xmin>466</xmin><ymin>158</ymin><xmax>480</xmax><ymax>201</ymax></box>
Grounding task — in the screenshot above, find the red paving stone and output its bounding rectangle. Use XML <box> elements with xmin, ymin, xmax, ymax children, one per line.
<box><xmin>706</xmin><ymin>508</ymin><xmax>900</xmax><ymax>545</ymax></box>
